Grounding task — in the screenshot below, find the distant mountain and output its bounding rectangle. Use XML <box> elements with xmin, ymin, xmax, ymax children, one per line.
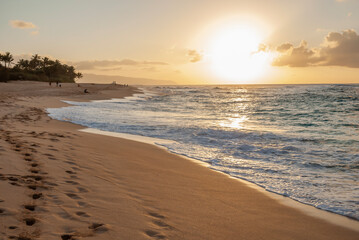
<box><xmin>79</xmin><ymin>73</ymin><xmax>177</xmax><ymax>85</ymax></box>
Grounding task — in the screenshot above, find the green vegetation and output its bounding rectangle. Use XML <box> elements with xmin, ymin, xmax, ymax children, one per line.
<box><xmin>0</xmin><ymin>52</ymin><xmax>82</xmax><ymax>83</ymax></box>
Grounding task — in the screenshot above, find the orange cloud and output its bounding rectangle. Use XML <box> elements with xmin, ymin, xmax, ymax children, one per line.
<box><xmin>187</xmin><ymin>49</ymin><xmax>203</xmax><ymax>63</ymax></box>
<box><xmin>272</xmin><ymin>29</ymin><xmax>359</xmax><ymax>68</ymax></box>
<box><xmin>10</xmin><ymin>20</ymin><xmax>36</xmax><ymax>29</ymax></box>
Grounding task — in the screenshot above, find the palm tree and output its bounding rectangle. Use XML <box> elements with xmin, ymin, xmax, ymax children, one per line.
<box><xmin>29</xmin><ymin>54</ymin><xmax>41</xmax><ymax>71</ymax></box>
<box><xmin>76</xmin><ymin>72</ymin><xmax>83</xmax><ymax>81</ymax></box>
<box><xmin>16</xmin><ymin>59</ymin><xmax>30</xmax><ymax>71</ymax></box>
<box><xmin>1</xmin><ymin>52</ymin><xmax>14</xmax><ymax>69</ymax></box>
<box><xmin>0</xmin><ymin>52</ymin><xmax>13</xmax><ymax>82</ymax></box>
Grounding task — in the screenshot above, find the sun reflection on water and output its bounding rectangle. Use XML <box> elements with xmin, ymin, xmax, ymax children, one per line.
<box><xmin>219</xmin><ymin>115</ymin><xmax>248</xmax><ymax>129</ymax></box>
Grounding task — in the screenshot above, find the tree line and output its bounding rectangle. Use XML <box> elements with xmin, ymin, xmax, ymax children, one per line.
<box><xmin>0</xmin><ymin>52</ymin><xmax>82</xmax><ymax>83</ymax></box>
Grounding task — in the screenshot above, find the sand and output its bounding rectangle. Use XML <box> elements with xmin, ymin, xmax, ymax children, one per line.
<box><xmin>0</xmin><ymin>81</ymin><xmax>358</xmax><ymax>240</ymax></box>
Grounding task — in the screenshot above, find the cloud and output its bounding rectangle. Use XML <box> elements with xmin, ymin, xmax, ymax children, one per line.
<box><xmin>319</xmin><ymin>29</ymin><xmax>359</xmax><ymax>67</ymax></box>
<box><xmin>187</xmin><ymin>49</ymin><xmax>202</xmax><ymax>63</ymax></box>
<box><xmin>71</xmin><ymin>59</ymin><xmax>169</xmax><ymax>70</ymax></box>
<box><xmin>10</xmin><ymin>20</ymin><xmax>36</xmax><ymax>29</ymax></box>
<box><xmin>272</xmin><ymin>29</ymin><xmax>359</xmax><ymax>68</ymax></box>
<box><xmin>272</xmin><ymin>41</ymin><xmax>320</xmax><ymax>67</ymax></box>
<box><xmin>276</xmin><ymin>43</ymin><xmax>293</xmax><ymax>52</ymax></box>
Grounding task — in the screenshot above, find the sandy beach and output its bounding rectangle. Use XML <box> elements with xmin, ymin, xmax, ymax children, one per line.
<box><xmin>0</xmin><ymin>81</ymin><xmax>358</xmax><ymax>240</ymax></box>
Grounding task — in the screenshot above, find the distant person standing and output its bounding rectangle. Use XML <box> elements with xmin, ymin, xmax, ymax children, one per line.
<box><xmin>56</xmin><ymin>81</ymin><xmax>59</xmax><ymax>87</ymax></box>
<box><xmin>49</xmin><ymin>81</ymin><xmax>52</xmax><ymax>86</ymax></box>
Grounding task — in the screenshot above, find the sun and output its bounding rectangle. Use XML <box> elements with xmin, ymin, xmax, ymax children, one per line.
<box><xmin>208</xmin><ymin>23</ymin><xmax>270</xmax><ymax>83</ymax></box>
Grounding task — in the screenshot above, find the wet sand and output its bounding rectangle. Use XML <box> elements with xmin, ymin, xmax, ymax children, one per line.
<box><xmin>0</xmin><ymin>81</ymin><xmax>358</xmax><ymax>239</ymax></box>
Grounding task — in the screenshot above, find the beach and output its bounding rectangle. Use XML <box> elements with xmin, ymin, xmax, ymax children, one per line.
<box><xmin>0</xmin><ymin>81</ymin><xmax>358</xmax><ymax>240</ymax></box>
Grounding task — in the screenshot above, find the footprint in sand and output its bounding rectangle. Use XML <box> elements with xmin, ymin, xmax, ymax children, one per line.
<box><xmin>29</xmin><ymin>169</ymin><xmax>40</xmax><ymax>174</ymax></box>
<box><xmin>27</xmin><ymin>185</ymin><xmax>37</xmax><ymax>190</ymax></box>
<box><xmin>24</xmin><ymin>153</ymin><xmax>31</xmax><ymax>157</ymax></box>
<box><xmin>144</xmin><ymin>230</ymin><xmax>166</xmax><ymax>239</ymax></box>
<box><xmin>61</xmin><ymin>234</ymin><xmax>74</xmax><ymax>240</ymax></box>
<box><xmin>152</xmin><ymin>220</ymin><xmax>173</xmax><ymax>230</ymax></box>
<box><xmin>24</xmin><ymin>157</ymin><xmax>33</xmax><ymax>162</ymax></box>
<box><xmin>65</xmin><ymin>170</ymin><xmax>76</xmax><ymax>175</ymax></box>
<box><xmin>24</xmin><ymin>217</ymin><xmax>36</xmax><ymax>226</ymax></box>
<box><xmin>23</xmin><ymin>175</ymin><xmax>43</xmax><ymax>182</ymax></box>
<box><xmin>147</xmin><ymin>211</ymin><xmax>165</xmax><ymax>219</ymax></box>
<box><xmin>65</xmin><ymin>180</ymin><xmax>79</xmax><ymax>185</ymax></box>
<box><xmin>65</xmin><ymin>193</ymin><xmax>81</xmax><ymax>200</ymax></box>
<box><xmin>44</xmin><ymin>153</ymin><xmax>56</xmax><ymax>160</ymax></box>
<box><xmin>77</xmin><ymin>187</ymin><xmax>89</xmax><ymax>193</ymax></box>
<box><xmin>146</xmin><ymin>210</ymin><xmax>174</xmax><ymax>232</ymax></box>
<box><xmin>30</xmin><ymin>163</ymin><xmax>38</xmax><ymax>168</ymax></box>
<box><xmin>8</xmin><ymin>176</ymin><xmax>19</xmax><ymax>182</ymax></box>
<box><xmin>89</xmin><ymin>222</ymin><xmax>109</xmax><ymax>233</ymax></box>
<box><xmin>24</xmin><ymin>204</ymin><xmax>36</xmax><ymax>211</ymax></box>
<box><xmin>21</xmin><ymin>175</ymin><xmax>43</xmax><ymax>184</ymax></box>
<box><xmin>75</xmin><ymin>211</ymin><xmax>90</xmax><ymax>218</ymax></box>
<box><xmin>65</xmin><ymin>161</ymin><xmax>77</xmax><ymax>166</ymax></box>
<box><xmin>32</xmin><ymin>193</ymin><xmax>43</xmax><ymax>200</ymax></box>
<box><xmin>77</xmin><ymin>201</ymin><xmax>88</xmax><ymax>207</ymax></box>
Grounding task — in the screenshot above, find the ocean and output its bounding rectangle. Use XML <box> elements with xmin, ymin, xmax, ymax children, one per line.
<box><xmin>47</xmin><ymin>84</ymin><xmax>359</xmax><ymax>220</ymax></box>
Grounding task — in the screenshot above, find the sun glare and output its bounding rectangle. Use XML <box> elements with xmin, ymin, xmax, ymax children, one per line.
<box><xmin>209</xmin><ymin>23</ymin><xmax>270</xmax><ymax>83</ymax></box>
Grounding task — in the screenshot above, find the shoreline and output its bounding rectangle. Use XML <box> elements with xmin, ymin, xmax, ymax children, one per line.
<box><xmin>1</xmin><ymin>81</ymin><xmax>358</xmax><ymax>239</ymax></box>
<box><xmin>77</xmin><ymin>127</ymin><xmax>359</xmax><ymax>232</ymax></box>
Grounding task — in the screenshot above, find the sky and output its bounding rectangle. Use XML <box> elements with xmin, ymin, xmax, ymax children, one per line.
<box><xmin>1</xmin><ymin>0</ymin><xmax>359</xmax><ymax>84</ymax></box>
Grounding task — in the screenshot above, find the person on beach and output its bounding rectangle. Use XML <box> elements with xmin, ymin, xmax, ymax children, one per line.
<box><xmin>49</xmin><ymin>81</ymin><xmax>52</xmax><ymax>86</ymax></box>
<box><xmin>56</xmin><ymin>81</ymin><xmax>59</xmax><ymax>87</ymax></box>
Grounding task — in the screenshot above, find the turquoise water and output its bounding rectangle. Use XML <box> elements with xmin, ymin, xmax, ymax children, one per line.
<box><xmin>48</xmin><ymin>84</ymin><xmax>359</xmax><ymax>220</ymax></box>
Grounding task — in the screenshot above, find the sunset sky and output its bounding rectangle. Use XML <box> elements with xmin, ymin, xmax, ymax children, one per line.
<box><xmin>1</xmin><ymin>0</ymin><xmax>359</xmax><ymax>84</ymax></box>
